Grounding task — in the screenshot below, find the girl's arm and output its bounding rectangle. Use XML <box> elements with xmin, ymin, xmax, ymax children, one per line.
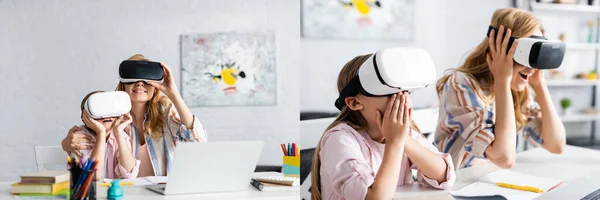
<box><xmin>531</xmin><ymin>72</ymin><xmax>566</xmax><ymax>154</ymax></box>
<box><xmin>82</xmin><ymin>112</ymin><xmax>108</xmax><ymax>181</ymax></box>
<box><xmin>405</xmin><ymin>131</ymin><xmax>456</xmax><ymax>189</ymax></box>
<box><xmin>367</xmin><ymin>93</ymin><xmax>411</xmax><ymax>200</ymax></box>
<box><xmin>112</xmin><ymin>114</ymin><xmax>138</xmax><ymax>175</ymax></box>
<box><xmin>404</xmin><ymin>136</ymin><xmax>447</xmax><ymax>183</ymax></box>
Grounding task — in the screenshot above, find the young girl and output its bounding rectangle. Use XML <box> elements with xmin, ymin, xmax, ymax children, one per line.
<box><xmin>75</xmin><ymin>91</ymin><xmax>140</xmax><ymax>180</ymax></box>
<box><xmin>435</xmin><ymin>8</ymin><xmax>566</xmax><ymax>169</ymax></box>
<box><xmin>63</xmin><ymin>54</ymin><xmax>207</xmax><ymax>177</ymax></box>
<box><xmin>311</xmin><ymin>54</ymin><xmax>455</xmax><ymax>200</ymax></box>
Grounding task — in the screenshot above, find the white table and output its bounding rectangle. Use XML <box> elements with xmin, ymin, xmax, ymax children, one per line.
<box><xmin>393</xmin><ymin>145</ymin><xmax>600</xmax><ymax>199</ymax></box>
<box><xmin>1</xmin><ymin>172</ymin><xmax>299</xmax><ymax>200</ymax></box>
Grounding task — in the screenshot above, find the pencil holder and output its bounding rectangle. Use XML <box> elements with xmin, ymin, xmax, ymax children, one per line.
<box><xmin>282</xmin><ymin>156</ymin><xmax>300</xmax><ymax>178</ymax></box>
<box><xmin>70</xmin><ymin>170</ymin><xmax>96</xmax><ymax>200</ymax></box>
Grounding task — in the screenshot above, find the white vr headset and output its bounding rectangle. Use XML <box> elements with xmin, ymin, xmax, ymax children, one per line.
<box><xmin>487</xmin><ymin>26</ymin><xmax>565</xmax><ymax>69</ymax></box>
<box><xmin>335</xmin><ymin>47</ymin><xmax>437</xmax><ymax>110</ymax></box>
<box><xmin>84</xmin><ymin>91</ymin><xmax>131</xmax><ymax>119</ymax></box>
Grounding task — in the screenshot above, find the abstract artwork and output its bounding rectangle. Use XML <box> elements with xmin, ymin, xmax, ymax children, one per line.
<box><xmin>302</xmin><ymin>0</ymin><xmax>415</xmax><ymax>40</ymax></box>
<box><xmin>181</xmin><ymin>31</ymin><xmax>277</xmax><ymax>107</ymax></box>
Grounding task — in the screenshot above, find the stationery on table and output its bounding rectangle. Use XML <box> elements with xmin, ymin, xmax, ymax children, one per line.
<box><xmin>101</xmin><ymin>176</ymin><xmax>166</xmax><ymax>187</ymax></box>
<box><xmin>451</xmin><ymin>170</ymin><xmax>563</xmax><ymax>200</ymax></box>
<box><xmin>281</xmin><ymin>143</ymin><xmax>300</xmax><ymax>178</ymax></box>
<box><xmin>250</xmin><ymin>172</ymin><xmax>300</xmax><ymax>192</ymax></box>
<box><xmin>10</xmin><ymin>170</ymin><xmax>71</xmax><ymax>198</ymax></box>
<box><xmin>68</xmin><ymin>156</ymin><xmax>99</xmax><ymax>199</ymax></box>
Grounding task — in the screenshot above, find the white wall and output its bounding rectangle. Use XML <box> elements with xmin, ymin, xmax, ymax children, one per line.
<box><xmin>301</xmin><ymin>0</ymin><xmax>511</xmax><ymax>112</ymax></box>
<box><xmin>0</xmin><ymin>0</ymin><xmax>299</xmax><ymax>181</ymax></box>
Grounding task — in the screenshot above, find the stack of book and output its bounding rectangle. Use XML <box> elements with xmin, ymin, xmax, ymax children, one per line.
<box><xmin>10</xmin><ymin>170</ymin><xmax>70</xmax><ymax>198</ymax></box>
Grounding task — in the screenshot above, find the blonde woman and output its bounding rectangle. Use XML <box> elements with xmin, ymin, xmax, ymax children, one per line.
<box><xmin>311</xmin><ymin>54</ymin><xmax>455</xmax><ymax>200</ymax></box>
<box><xmin>62</xmin><ymin>54</ymin><xmax>207</xmax><ymax>177</ymax></box>
<box><xmin>435</xmin><ymin>8</ymin><xmax>566</xmax><ymax>170</ymax></box>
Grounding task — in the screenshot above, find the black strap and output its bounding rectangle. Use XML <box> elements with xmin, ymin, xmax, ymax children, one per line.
<box><xmin>334</xmin><ymin>76</ymin><xmax>362</xmax><ymax>110</ymax></box>
<box><xmin>486</xmin><ymin>25</ymin><xmax>547</xmax><ymax>54</ymax></box>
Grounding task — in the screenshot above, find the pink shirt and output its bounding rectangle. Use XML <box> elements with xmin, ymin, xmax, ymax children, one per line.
<box><xmin>319</xmin><ymin>123</ymin><xmax>456</xmax><ymax>200</ymax></box>
<box><xmin>74</xmin><ymin>126</ymin><xmax>141</xmax><ymax>179</ymax></box>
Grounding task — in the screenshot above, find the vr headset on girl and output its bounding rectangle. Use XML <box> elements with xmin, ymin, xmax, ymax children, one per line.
<box><xmin>118</xmin><ymin>60</ymin><xmax>164</xmax><ymax>84</ymax></box>
<box><xmin>84</xmin><ymin>91</ymin><xmax>131</xmax><ymax>119</ymax></box>
<box><xmin>334</xmin><ymin>47</ymin><xmax>437</xmax><ymax>110</ymax></box>
<box><xmin>486</xmin><ymin>25</ymin><xmax>566</xmax><ymax>70</ymax></box>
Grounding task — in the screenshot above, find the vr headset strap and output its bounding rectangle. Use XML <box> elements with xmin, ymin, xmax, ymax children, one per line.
<box><xmin>335</xmin><ymin>76</ymin><xmax>362</xmax><ymax>110</ymax></box>
<box><xmin>486</xmin><ymin>25</ymin><xmax>548</xmax><ymax>54</ymax></box>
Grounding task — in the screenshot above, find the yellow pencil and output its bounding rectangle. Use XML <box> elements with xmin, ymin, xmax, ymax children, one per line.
<box><xmin>99</xmin><ymin>181</ymin><xmax>135</xmax><ymax>187</ymax></box>
<box><xmin>496</xmin><ymin>182</ymin><xmax>544</xmax><ymax>193</ymax></box>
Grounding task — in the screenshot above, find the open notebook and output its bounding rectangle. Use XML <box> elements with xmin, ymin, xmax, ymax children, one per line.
<box><xmin>451</xmin><ymin>170</ymin><xmax>563</xmax><ymax>200</ymax></box>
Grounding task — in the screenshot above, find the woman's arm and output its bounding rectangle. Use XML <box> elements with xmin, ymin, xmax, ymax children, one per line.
<box><xmin>483</xmin><ymin>26</ymin><xmax>518</xmax><ymax>169</ymax></box>
<box><xmin>530</xmin><ymin>72</ymin><xmax>566</xmax><ymax>153</ymax></box>
<box><xmin>62</xmin><ymin>126</ymin><xmax>94</xmax><ymax>157</ymax></box>
<box><xmin>485</xmin><ymin>79</ymin><xmax>517</xmax><ymax>168</ymax></box>
<box><xmin>147</xmin><ymin>63</ymin><xmax>195</xmax><ymax>129</ymax></box>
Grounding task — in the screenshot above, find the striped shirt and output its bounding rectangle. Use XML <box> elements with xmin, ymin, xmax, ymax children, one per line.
<box><xmin>434</xmin><ymin>72</ymin><xmax>543</xmax><ymax>169</ymax></box>
<box><xmin>129</xmin><ymin>102</ymin><xmax>208</xmax><ymax>176</ymax></box>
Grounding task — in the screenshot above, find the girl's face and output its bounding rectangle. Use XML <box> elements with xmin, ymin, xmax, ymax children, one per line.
<box><xmin>354</xmin><ymin>93</ymin><xmax>405</xmax><ymax>122</ymax></box>
<box><xmin>123</xmin><ymin>81</ymin><xmax>156</xmax><ymax>103</ymax></box>
<box><xmin>510</xmin><ymin>28</ymin><xmax>543</xmax><ymax>91</ymax></box>
<box><xmin>98</xmin><ymin>118</ymin><xmax>116</xmax><ymax>131</ymax></box>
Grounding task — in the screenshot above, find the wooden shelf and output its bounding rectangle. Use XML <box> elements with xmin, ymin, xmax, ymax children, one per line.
<box><xmin>531</xmin><ymin>2</ymin><xmax>600</xmax><ymax>14</ymax></box>
<box><xmin>546</xmin><ymin>79</ymin><xmax>597</xmax><ymax>86</ymax></box>
<box><xmin>561</xmin><ymin>114</ymin><xmax>599</xmax><ymax>122</ymax></box>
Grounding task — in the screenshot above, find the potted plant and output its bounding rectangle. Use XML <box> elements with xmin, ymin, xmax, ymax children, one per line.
<box><xmin>561</xmin><ymin>98</ymin><xmax>572</xmax><ymax>115</ymax></box>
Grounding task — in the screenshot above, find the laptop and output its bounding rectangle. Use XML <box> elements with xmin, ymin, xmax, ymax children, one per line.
<box><xmin>537</xmin><ymin>176</ymin><xmax>600</xmax><ymax>200</ymax></box>
<box><xmin>146</xmin><ymin>141</ymin><xmax>264</xmax><ymax>195</ymax></box>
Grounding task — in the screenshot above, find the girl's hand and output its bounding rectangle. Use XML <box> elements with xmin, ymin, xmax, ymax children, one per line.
<box><xmin>112</xmin><ymin>114</ymin><xmax>133</xmax><ymax>135</ymax></box>
<box><xmin>147</xmin><ymin>62</ymin><xmax>178</xmax><ymax>98</ymax></box>
<box><xmin>486</xmin><ymin>25</ymin><xmax>519</xmax><ymax>83</ymax></box>
<box><xmin>82</xmin><ymin>110</ymin><xmax>106</xmax><ymax>135</ymax></box>
<box><xmin>376</xmin><ymin>92</ymin><xmax>412</xmax><ymax>144</ymax></box>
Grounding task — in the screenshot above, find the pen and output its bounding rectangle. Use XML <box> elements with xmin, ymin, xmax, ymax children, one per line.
<box><xmin>250</xmin><ymin>178</ymin><xmax>263</xmax><ymax>191</ymax></box>
<box><xmin>496</xmin><ymin>182</ymin><xmax>544</xmax><ymax>193</ymax></box>
<box><xmin>280</xmin><ymin>144</ymin><xmax>287</xmax><ymax>156</ymax></box>
<box><xmin>288</xmin><ymin>143</ymin><xmax>291</xmax><ymax>156</ymax></box>
<box><xmin>99</xmin><ymin>181</ymin><xmax>135</xmax><ymax>187</ymax></box>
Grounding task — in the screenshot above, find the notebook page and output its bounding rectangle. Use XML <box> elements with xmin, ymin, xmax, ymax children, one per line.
<box><xmin>451</xmin><ymin>182</ymin><xmax>541</xmax><ymax>200</ymax></box>
<box><xmin>479</xmin><ymin>170</ymin><xmax>563</xmax><ymax>192</ymax></box>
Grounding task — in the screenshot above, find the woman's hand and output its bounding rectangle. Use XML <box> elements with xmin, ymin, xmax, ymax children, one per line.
<box><xmin>112</xmin><ymin>114</ymin><xmax>133</xmax><ymax>136</ymax></box>
<box><xmin>82</xmin><ymin>110</ymin><xmax>106</xmax><ymax>136</ymax></box>
<box><xmin>530</xmin><ymin>69</ymin><xmax>546</xmax><ymax>91</ymax></box>
<box><xmin>147</xmin><ymin>62</ymin><xmax>179</xmax><ymax>98</ymax></box>
<box><xmin>62</xmin><ymin>126</ymin><xmax>94</xmax><ymax>157</ymax></box>
<box><xmin>376</xmin><ymin>92</ymin><xmax>412</xmax><ymax>144</ymax></box>
<box><xmin>487</xmin><ymin>25</ymin><xmax>519</xmax><ymax>83</ymax></box>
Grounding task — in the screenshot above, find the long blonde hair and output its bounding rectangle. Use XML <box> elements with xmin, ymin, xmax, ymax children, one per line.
<box><xmin>116</xmin><ymin>54</ymin><xmax>171</xmax><ymax>141</ymax></box>
<box><xmin>436</xmin><ymin>8</ymin><xmax>540</xmax><ymax>131</ymax></box>
<box><xmin>311</xmin><ymin>54</ymin><xmax>421</xmax><ymax>200</ymax></box>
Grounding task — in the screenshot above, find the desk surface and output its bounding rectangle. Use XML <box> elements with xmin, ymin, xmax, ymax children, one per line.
<box><xmin>1</xmin><ymin>172</ymin><xmax>299</xmax><ymax>200</ymax></box>
<box><xmin>394</xmin><ymin>145</ymin><xmax>600</xmax><ymax>199</ymax></box>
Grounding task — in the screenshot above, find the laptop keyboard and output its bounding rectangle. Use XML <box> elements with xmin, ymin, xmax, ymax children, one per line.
<box><xmin>582</xmin><ymin>188</ymin><xmax>600</xmax><ymax>200</ymax></box>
